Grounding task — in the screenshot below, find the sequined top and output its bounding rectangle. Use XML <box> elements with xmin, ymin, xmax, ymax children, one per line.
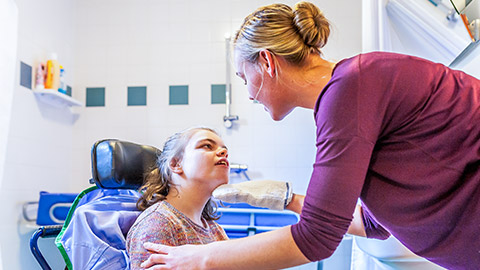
<box><xmin>126</xmin><ymin>200</ymin><xmax>228</xmax><ymax>269</ymax></box>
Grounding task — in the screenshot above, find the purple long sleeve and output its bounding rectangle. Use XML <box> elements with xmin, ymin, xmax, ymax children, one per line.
<box><xmin>291</xmin><ymin>52</ymin><xmax>480</xmax><ymax>269</ymax></box>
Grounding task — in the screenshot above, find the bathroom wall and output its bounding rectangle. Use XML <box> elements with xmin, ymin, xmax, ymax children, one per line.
<box><xmin>0</xmin><ymin>0</ymin><xmax>18</xmax><ymax>270</ymax></box>
<box><xmin>0</xmin><ymin>0</ymin><xmax>17</xmax><ymax>190</ymax></box>
<box><xmin>1</xmin><ymin>0</ymin><xmax>77</xmax><ymax>269</ymax></box>
<box><xmin>1</xmin><ymin>0</ymin><xmax>362</xmax><ymax>269</ymax></box>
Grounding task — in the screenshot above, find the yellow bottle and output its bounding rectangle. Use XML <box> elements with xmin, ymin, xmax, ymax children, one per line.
<box><xmin>44</xmin><ymin>53</ymin><xmax>60</xmax><ymax>90</ymax></box>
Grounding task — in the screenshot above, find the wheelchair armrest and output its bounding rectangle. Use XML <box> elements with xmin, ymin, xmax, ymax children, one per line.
<box><xmin>30</xmin><ymin>225</ymin><xmax>64</xmax><ymax>270</ymax></box>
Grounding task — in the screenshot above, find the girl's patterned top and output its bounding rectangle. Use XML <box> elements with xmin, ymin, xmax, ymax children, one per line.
<box><xmin>126</xmin><ymin>200</ymin><xmax>228</xmax><ymax>269</ymax></box>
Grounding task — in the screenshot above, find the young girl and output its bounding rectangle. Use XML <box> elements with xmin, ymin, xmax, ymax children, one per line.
<box><xmin>126</xmin><ymin>127</ymin><xmax>229</xmax><ymax>269</ymax></box>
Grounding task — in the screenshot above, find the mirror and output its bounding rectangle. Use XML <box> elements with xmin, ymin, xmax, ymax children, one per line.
<box><xmin>450</xmin><ymin>0</ymin><xmax>480</xmax><ymax>40</ymax></box>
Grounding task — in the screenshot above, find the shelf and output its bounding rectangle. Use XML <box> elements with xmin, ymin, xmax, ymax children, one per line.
<box><xmin>33</xmin><ymin>88</ymin><xmax>83</xmax><ymax>107</ymax></box>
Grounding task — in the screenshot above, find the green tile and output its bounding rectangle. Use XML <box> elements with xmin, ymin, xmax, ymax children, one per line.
<box><xmin>169</xmin><ymin>85</ymin><xmax>188</xmax><ymax>105</ymax></box>
<box><xmin>211</xmin><ymin>84</ymin><xmax>226</xmax><ymax>104</ymax></box>
<box><xmin>128</xmin><ymin>86</ymin><xmax>147</xmax><ymax>106</ymax></box>
<box><xmin>20</xmin><ymin>61</ymin><xmax>32</xmax><ymax>89</ymax></box>
<box><xmin>86</xmin><ymin>87</ymin><xmax>105</xmax><ymax>107</ymax></box>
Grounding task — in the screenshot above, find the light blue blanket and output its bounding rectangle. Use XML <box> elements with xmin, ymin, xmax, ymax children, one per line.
<box><xmin>55</xmin><ymin>187</ymin><xmax>141</xmax><ymax>270</ymax></box>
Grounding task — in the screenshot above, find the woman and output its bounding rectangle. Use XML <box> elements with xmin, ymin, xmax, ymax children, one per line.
<box><xmin>141</xmin><ymin>2</ymin><xmax>480</xmax><ymax>269</ymax></box>
<box><xmin>126</xmin><ymin>127</ymin><xmax>229</xmax><ymax>269</ymax></box>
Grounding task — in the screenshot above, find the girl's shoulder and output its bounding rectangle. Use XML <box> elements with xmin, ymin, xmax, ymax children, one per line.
<box><xmin>129</xmin><ymin>201</ymin><xmax>177</xmax><ymax>232</ymax></box>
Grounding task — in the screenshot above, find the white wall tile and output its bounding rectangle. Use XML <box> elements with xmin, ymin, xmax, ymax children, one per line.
<box><xmin>126</xmin><ymin>64</ymin><xmax>150</xmax><ymax>85</ymax></box>
<box><xmin>191</xmin><ymin>22</ymin><xmax>213</xmax><ymax>43</ymax></box>
<box><xmin>106</xmin><ymin>65</ymin><xmax>129</xmax><ymax>86</ymax></box>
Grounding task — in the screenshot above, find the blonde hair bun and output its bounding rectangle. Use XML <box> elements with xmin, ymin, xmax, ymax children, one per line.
<box><xmin>293</xmin><ymin>1</ymin><xmax>330</xmax><ymax>49</ymax></box>
<box><xmin>233</xmin><ymin>1</ymin><xmax>330</xmax><ymax>65</ymax></box>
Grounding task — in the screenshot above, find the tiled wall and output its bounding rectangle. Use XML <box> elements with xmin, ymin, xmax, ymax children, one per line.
<box><xmin>2</xmin><ymin>0</ymin><xmax>362</xmax><ymax>269</ymax></box>
<box><xmin>84</xmin><ymin>85</ymin><xmax>227</xmax><ymax>107</ymax></box>
<box><xmin>70</xmin><ymin>0</ymin><xmax>363</xmax><ymax>194</ymax></box>
<box><xmin>1</xmin><ymin>0</ymin><xmax>77</xmax><ymax>269</ymax></box>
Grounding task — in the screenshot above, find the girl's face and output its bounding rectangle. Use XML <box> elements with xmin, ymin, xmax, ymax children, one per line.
<box><xmin>178</xmin><ymin>130</ymin><xmax>229</xmax><ymax>191</ymax></box>
<box><xmin>234</xmin><ymin>50</ymin><xmax>294</xmax><ymax>121</ymax></box>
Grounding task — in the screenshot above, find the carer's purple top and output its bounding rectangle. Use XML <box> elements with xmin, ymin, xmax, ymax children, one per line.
<box><xmin>291</xmin><ymin>52</ymin><xmax>480</xmax><ymax>269</ymax></box>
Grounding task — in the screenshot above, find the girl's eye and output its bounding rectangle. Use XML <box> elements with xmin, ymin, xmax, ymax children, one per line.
<box><xmin>202</xmin><ymin>144</ymin><xmax>213</xmax><ymax>150</ymax></box>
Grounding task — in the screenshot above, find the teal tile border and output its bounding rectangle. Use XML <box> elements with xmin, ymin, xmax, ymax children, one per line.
<box><xmin>86</xmin><ymin>87</ymin><xmax>105</xmax><ymax>107</ymax></box>
<box><xmin>128</xmin><ymin>86</ymin><xmax>147</xmax><ymax>106</ymax></box>
<box><xmin>20</xmin><ymin>61</ymin><xmax>32</xmax><ymax>89</ymax></box>
<box><xmin>211</xmin><ymin>84</ymin><xmax>226</xmax><ymax>104</ymax></box>
<box><xmin>169</xmin><ymin>85</ymin><xmax>189</xmax><ymax>105</ymax></box>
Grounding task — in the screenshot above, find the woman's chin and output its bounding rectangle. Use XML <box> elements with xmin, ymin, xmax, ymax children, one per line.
<box><xmin>264</xmin><ymin>106</ymin><xmax>294</xmax><ymax>121</ymax></box>
<box><xmin>269</xmin><ymin>109</ymin><xmax>291</xmax><ymax>121</ymax></box>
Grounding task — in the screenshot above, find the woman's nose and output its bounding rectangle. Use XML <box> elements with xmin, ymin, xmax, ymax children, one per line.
<box><xmin>217</xmin><ymin>148</ymin><xmax>228</xmax><ymax>157</ymax></box>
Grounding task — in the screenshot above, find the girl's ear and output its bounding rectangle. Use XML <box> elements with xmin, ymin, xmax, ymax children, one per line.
<box><xmin>259</xmin><ymin>49</ymin><xmax>276</xmax><ymax>78</ymax></box>
<box><xmin>170</xmin><ymin>158</ymin><xmax>183</xmax><ymax>174</ymax></box>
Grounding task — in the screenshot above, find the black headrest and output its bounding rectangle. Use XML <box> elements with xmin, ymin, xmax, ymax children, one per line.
<box><xmin>90</xmin><ymin>139</ymin><xmax>161</xmax><ymax>190</ymax></box>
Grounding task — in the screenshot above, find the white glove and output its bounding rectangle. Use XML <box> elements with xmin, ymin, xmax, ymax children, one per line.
<box><xmin>212</xmin><ymin>180</ymin><xmax>293</xmax><ymax>210</ymax></box>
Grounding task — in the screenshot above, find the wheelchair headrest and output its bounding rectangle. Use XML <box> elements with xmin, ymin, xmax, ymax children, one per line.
<box><xmin>90</xmin><ymin>139</ymin><xmax>161</xmax><ymax>190</ymax></box>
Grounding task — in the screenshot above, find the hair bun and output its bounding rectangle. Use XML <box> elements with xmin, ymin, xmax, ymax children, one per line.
<box><xmin>293</xmin><ymin>1</ymin><xmax>330</xmax><ymax>49</ymax></box>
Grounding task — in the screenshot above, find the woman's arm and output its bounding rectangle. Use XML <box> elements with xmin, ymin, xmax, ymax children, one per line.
<box><xmin>140</xmin><ymin>196</ymin><xmax>366</xmax><ymax>269</ymax></box>
<box><xmin>142</xmin><ymin>226</ymin><xmax>310</xmax><ymax>270</ymax></box>
<box><xmin>286</xmin><ymin>194</ymin><xmax>366</xmax><ymax>237</ymax></box>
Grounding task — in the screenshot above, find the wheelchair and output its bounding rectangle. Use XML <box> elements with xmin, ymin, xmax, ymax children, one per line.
<box><xmin>30</xmin><ymin>139</ymin><xmax>160</xmax><ymax>270</ymax></box>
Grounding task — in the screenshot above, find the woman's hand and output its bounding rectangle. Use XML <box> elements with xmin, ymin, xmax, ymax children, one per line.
<box><xmin>212</xmin><ymin>180</ymin><xmax>293</xmax><ymax>210</ymax></box>
<box><xmin>141</xmin><ymin>242</ymin><xmax>206</xmax><ymax>270</ymax></box>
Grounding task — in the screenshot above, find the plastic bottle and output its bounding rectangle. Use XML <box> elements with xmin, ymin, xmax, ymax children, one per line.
<box><xmin>44</xmin><ymin>53</ymin><xmax>60</xmax><ymax>90</ymax></box>
<box><xmin>58</xmin><ymin>66</ymin><xmax>67</xmax><ymax>94</ymax></box>
<box><xmin>35</xmin><ymin>63</ymin><xmax>45</xmax><ymax>89</ymax></box>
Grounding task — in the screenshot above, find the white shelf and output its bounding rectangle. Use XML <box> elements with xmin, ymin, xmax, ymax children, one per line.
<box><xmin>33</xmin><ymin>88</ymin><xmax>83</xmax><ymax>107</ymax></box>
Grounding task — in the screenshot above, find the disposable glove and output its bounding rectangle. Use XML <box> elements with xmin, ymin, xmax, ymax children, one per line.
<box><xmin>212</xmin><ymin>180</ymin><xmax>293</xmax><ymax>210</ymax></box>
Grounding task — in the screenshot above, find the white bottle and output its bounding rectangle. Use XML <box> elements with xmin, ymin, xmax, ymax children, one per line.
<box><xmin>58</xmin><ymin>66</ymin><xmax>66</xmax><ymax>94</ymax></box>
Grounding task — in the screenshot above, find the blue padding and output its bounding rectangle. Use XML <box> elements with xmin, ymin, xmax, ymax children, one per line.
<box><xmin>225</xmin><ymin>231</ymin><xmax>249</xmax><ymax>239</ymax></box>
<box><xmin>255</xmin><ymin>213</ymin><xmax>298</xmax><ymax>227</ymax></box>
<box><xmin>37</xmin><ymin>191</ymin><xmax>78</xmax><ymax>225</ymax></box>
<box><xmin>52</xmin><ymin>207</ymin><xmax>71</xmax><ymax>221</ymax></box>
<box><xmin>217</xmin><ymin>212</ymin><xmax>250</xmax><ymax>226</ymax></box>
<box><xmin>95</xmin><ymin>141</ymin><xmax>114</xmax><ymax>187</ymax></box>
<box><xmin>221</xmin><ymin>202</ymin><xmax>264</xmax><ymax>209</ymax></box>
